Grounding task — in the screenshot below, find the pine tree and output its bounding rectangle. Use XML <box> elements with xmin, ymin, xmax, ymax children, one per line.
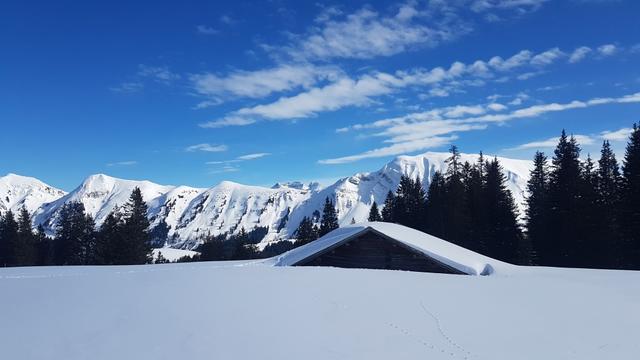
<box><xmin>368</xmin><ymin>201</ymin><xmax>382</xmax><ymax>222</ymax></box>
<box><xmin>597</xmin><ymin>140</ymin><xmax>622</xmax><ymax>268</ymax></box>
<box><xmin>547</xmin><ymin>131</ymin><xmax>583</xmax><ymax>266</ymax></box>
<box><xmin>381</xmin><ymin>191</ymin><xmax>396</xmax><ymax>223</ymax></box>
<box><xmin>35</xmin><ymin>225</ymin><xmax>54</xmax><ymax>266</ymax></box>
<box><xmin>425</xmin><ymin>171</ymin><xmax>447</xmax><ymax>239</ymax></box>
<box><xmin>525</xmin><ymin>151</ymin><xmax>549</xmax><ymax>265</ymax></box>
<box><xmin>15</xmin><ymin>207</ymin><xmax>37</xmax><ymax>266</ymax></box>
<box><xmin>392</xmin><ymin>175</ymin><xmax>427</xmax><ymax>230</ymax></box>
<box><xmin>483</xmin><ymin>158</ymin><xmax>524</xmax><ymax>263</ymax></box>
<box><xmin>0</xmin><ymin>211</ymin><xmax>19</xmax><ymax>266</ymax></box>
<box><xmin>54</xmin><ymin>202</ymin><xmax>96</xmax><ymax>265</ymax></box>
<box><xmin>149</xmin><ymin>218</ymin><xmax>170</xmax><ymax>248</ymax></box>
<box><xmin>576</xmin><ymin>155</ymin><xmax>604</xmax><ymax>268</ymax></box>
<box><xmin>319</xmin><ymin>197</ymin><xmax>339</xmax><ymax>237</ymax></box>
<box><xmin>465</xmin><ymin>154</ymin><xmax>488</xmax><ymax>255</ymax></box>
<box><xmin>95</xmin><ymin>211</ymin><xmax>124</xmax><ymax>265</ymax></box>
<box><xmin>443</xmin><ymin>145</ymin><xmax>471</xmax><ymax>247</ymax></box>
<box><xmin>620</xmin><ymin>124</ymin><xmax>640</xmax><ymax>269</ymax></box>
<box><xmin>198</xmin><ymin>234</ymin><xmax>226</xmax><ymax>261</ymax></box>
<box><xmin>121</xmin><ymin>187</ymin><xmax>152</xmax><ymax>264</ymax></box>
<box><xmin>294</xmin><ymin>216</ymin><xmax>318</xmax><ymax>245</ymax></box>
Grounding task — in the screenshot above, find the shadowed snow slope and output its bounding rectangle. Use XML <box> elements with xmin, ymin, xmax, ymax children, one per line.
<box><xmin>274</xmin><ymin>222</ymin><xmax>510</xmax><ymax>275</ymax></box>
<box><xmin>0</xmin><ymin>263</ymin><xmax>638</xmax><ymax>360</ymax></box>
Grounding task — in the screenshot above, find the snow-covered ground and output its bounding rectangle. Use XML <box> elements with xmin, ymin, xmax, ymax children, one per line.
<box><xmin>152</xmin><ymin>248</ymin><xmax>199</xmax><ymax>262</ymax></box>
<box><xmin>1</xmin><ymin>261</ymin><xmax>638</xmax><ymax>360</ymax></box>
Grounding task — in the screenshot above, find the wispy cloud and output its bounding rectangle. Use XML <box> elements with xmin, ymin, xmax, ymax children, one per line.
<box><xmin>185</xmin><ymin>143</ymin><xmax>228</xmax><ymax>152</ymax></box>
<box><xmin>196</xmin><ymin>25</ymin><xmax>219</xmax><ymax>35</ymax></box>
<box><xmin>509</xmin><ymin>127</ymin><xmax>634</xmax><ymax>151</ymax></box>
<box><xmin>106</xmin><ymin>160</ymin><xmax>138</xmax><ymax>167</ymax></box>
<box><xmin>206</xmin><ymin>152</ymin><xmax>271</xmax><ymax>165</ymax></box>
<box><xmin>569</xmin><ymin>46</ymin><xmax>592</xmax><ymax>63</ymax></box>
<box><xmin>601</xmin><ymin>127</ymin><xmax>634</xmax><ymax>141</ymax></box>
<box><xmin>109</xmin><ymin>81</ymin><xmax>143</xmax><ymax>93</ymax></box>
<box><xmin>598</xmin><ymin>44</ymin><xmax>617</xmax><ymax>56</ymax></box>
<box><xmin>320</xmin><ymin>92</ymin><xmax>640</xmax><ymax>164</ymax></box>
<box><xmin>137</xmin><ymin>65</ymin><xmax>180</xmax><ymax>84</ymax></box>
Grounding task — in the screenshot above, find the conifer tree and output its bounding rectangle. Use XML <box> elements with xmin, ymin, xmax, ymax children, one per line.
<box><xmin>54</xmin><ymin>202</ymin><xmax>96</xmax><ymax>265</ymax></box>
<box><xmin>381</xmin><ymin>191</ymin><xmax>396</xmax><ymax>223</ymax></box>
<box><xmin>392</xmin><ymin>175</ymin><xmax>427</xmax><ymax>230</ymax></box>
<box><xmin>35</xmin><ymin>225</ymin><xmax>54</xmax><ymax>266</ymax></box>
<box><xmin>95</xmin><ymin>211</ymin><xmax>124</xmax><ymax>265</ymax></box>
<box><xmin>443</xmin><ymin>145</ymin><xmax>471</xmax><ymax>247</ymax></box>
<box><xmin>294</xmin><ymin>216</ymin><xmax>318</xmax><ymax>245</ymax></box>
<box><xmin>597</xmin><ymin>140</ymin><xmax>622</xmax><ymax>267</ymax></box>
<box><xmin>525</xmin><ymin>151</ymin><xmax>549</xmax><ymax>265</ymax></box>
<box><xmin>620</xmin><ymin>124</ymin><xmax>640</xmax><ymax>269</ymax></box>
<box><xmin>368</xmin><ymin>201</ymin><xmax>382</xmax><ymax>222</ymax></box>
<box><xmin>319</xmin><ymin>197</ymin><xmax>339</xmax><ymax>237</ymax></box>
<box><xmin>0</xmin><ymin>211</ymin><xmax>19</xmax><ymax>266</ymax></box>
<box><xmin>547</xmin><ymin>131</ymin><xmax>583</xmax><ymax>266</ymax></box>
<box><xmin>483</xmin><ymin>158</ymin><xmax>524</xmax><ymax>263</ymax></box>
<box><xmin>465</xmin><ymin>154</ymin><xmax>488</xmax><ymax>254</ymax></box>
<box><xmin>576</xmin><ymin>155</ymin><xmax>604</xmax><ymax>268</ymax></box>
<box><xmin>425</xmin><ymin>171</ymin><xmax>447</xmax><ymax>239</ymax></box>
<box><xmin>15</xmin><ymin>207</ymin><xmax>37</xmax><ymax>266</ymax></box>
<box><xmin>121</xmin><ymin>187</ymin><xmax>152</xmax><ymax>264</ymax></box>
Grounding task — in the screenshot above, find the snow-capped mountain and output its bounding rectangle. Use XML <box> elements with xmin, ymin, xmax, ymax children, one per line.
<box><xmin>0</xmin><ymin>173</ymin><xmax>66</xmax><ymax>215</ymax></box>
<box><xmin>4</xmin><ymin>152</ymin><xmax>532</xmax><ymax>249</ymax></box>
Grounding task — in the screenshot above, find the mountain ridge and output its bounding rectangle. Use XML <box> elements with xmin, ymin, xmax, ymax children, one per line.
<box><xmin>0</xmin><ymin>152</ymin><xmax>532</xmax><ymax>249</ymax></box>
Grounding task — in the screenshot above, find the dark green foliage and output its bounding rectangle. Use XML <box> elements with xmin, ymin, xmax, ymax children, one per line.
<box><xmin>229</xmin><ymin>228</ymin><xmax>258</xmax><ymax>260</ymax></box>
<box><xmin>525</xmin><ymin>151</ymin><xmax>550</xmax><ymax>265</ymax></box>
<box><xmin>35</xmin><ymin>225</ymin><xmax>54</xmax><ymax>266</ymax></box>
<box><xmin>424</xmin><ymin>171</ymin><xmax>447</xmax><ymax>239</ymax></box>
<box><xmin>154</xmin><ymin>251</ymin><xmax>170</xmax><ymax>264</ymax></box>
<box><xmin>319</xmin><ymin>197</ymin><xmax>339</xmax><ymax>237</ymax></box>
<box><xmin>198</xmin><ymin>233</ymin><xmax>226</xmax><ymax>261</ymax></box>
<box><xmin>620</xmin><ymin>124</ymin><xmax>640</xmax><ymax>268</ymax></box>
<box><xmin>95</xmin><ymin>211</ymin><xmax>125</xmax><ymax>265</ymax></box>
<box><xmin>483</xmin><ymin>158</ymin><xmax>525</xmax><ymax>263</ymax></box>
<box><xmin>597</xmin><ymin>141</ymin><xmax>623</xmax><ymax>267</ymax></box>
<box><xmin>441</xmin><ymin>145</ymin><xmax>472</xmax><ymax>247</ymax></box>
<box><xmin>260</xmin><ymin>240</ymin><xmax>296</xmax><ymax>258</ymax></box>
<box><xmin>367</xmin><ymin>201</ymin><xmax>382</xmax><ymax>222</ymax></box>
<box><xmin>54</xmin><ymin>202</ymin><xmax>96</xmax><ymax>265</ymax></box>
<box><xmin>393</xmin><ymin>175</ymin><xmax>427</xmax><ymax>230</ymax></box>
<box><xmin>381</xmin><ymin>191</ymin><xmax>397</xmax><ymax>222</ymax></box>
<box><xmin>294</xmin><ymin>216</ymin><xmax>318</xmax><ymax>246</ymax></box>
<box><xmin>14</xmin><ymin>207</ymin><xmax>37</xmax><ymax>266</ymax></box>
<box><xmin>0</xmin><ymin>210</ymin><xmax>19</xmax><ymax>266</ymax></box>
<box><xmin>121</xmin><ymin>187</ymin><xmax>152</xmax><ymax>264</ymax></box>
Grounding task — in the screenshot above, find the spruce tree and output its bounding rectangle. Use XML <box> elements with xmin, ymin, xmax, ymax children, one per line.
<box><xmin>547</xmin><ymin>131</ymin><xmax>583</xmax><ymax>266</ymax></box>
<box><xmin>54</xmin><ymin>202</ymin><xmax>96</xmax><ymax>265</ymax></box>
<box><xmin>597</xmin><ymin>140</ymin><xmax>622</xmax><ymax>268</ymax></box>
<box><xmin>294</xmin><ymin>216</ymin><xmax>318</xmax><ymax>245</ymax></box>
<box><xmin>368</xmin><ymin>201</ymin><xmax>382</xmax><ymax>222</ymax></box>
<box><xmin>525</xmin><ymin>151</ymin><xmax>549</xmax><ymax>265</ymax></box>
<box><xmin>15</xmin><ymin>207</ymin><xmax>37</xmax><ymax>266</ymax></box>
<box><xmin>95</xmin><ymin>211</ymin><xmax>125</xmax><ymax>265</ymax></box>
<box><xmin>318</xmin><ymin>197</ymin><xmax>339</xmax><ymax>237</ymax></box>
<box><xmin>121</xmin><ymin>187</ymin><xmax>152</xmax><ymax>264</ymax></box>
<box><xmin>576</xmin><ymin>155</ymin><xmax>604</xmax><ymax>268</ymax></box>
<box><xmin>381</xmin><ymin>191</ymin><xmax>396</xmax><ymax>223</ymax></box>
<box><xmin>443</xmin><ymin>145</ymin><xmax>471</xmax><ymax>247</ymax></box>
<box><xmin>35</xmin><ymin>225</ymin><xmax>54</xmax><ymax>266</ymax></box>
<box><xmin>483</xmin><ymin>158</ymin><xmax>524</xmax><ymax>263</ymax></box>
<box><xmin>392</xmin><ymin>175</ymin><xmax>427</xmax><ymax>230</ymax></box>
<box><xmin>465</xmin><ymin>154</ymin><xmax>488</xmax><ymax>255</ymax></box>
<box><xmin>425</xmin><ymin>171</ymin><xmax>447</xmax><ymax>239</ymax></box>
<box><xmin>620</xmin><ymin>124</ymin><xmax>640</xmax><ymax>269</ymax></box>
<box><xmin>0</xmin><ymin>211</ymin><xmax>19</xmax><ymax>266</ymax></box>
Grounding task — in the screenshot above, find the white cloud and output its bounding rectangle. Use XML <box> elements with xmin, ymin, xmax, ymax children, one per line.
<box><xmin>208</xmin><ymin>152</ymin><xmax>272</xmax><ymax>164</ymax></box>
<box><xmin>190</xmin><ymin>64</ymin><xmax>339</xmax><ymax>101</ymax></box>
<box><xmin>279</xmin><ymin>4</ymin><xmax>468</xmax><ymax>61</ymax></box>
<box><xmin>601</xmin><ymin>127</ymin><xmax>633</xmax><ymax>141</ymax></box>
<box><xmin>319</xmin><ymin>135</ymin><xmax>458</xmax><ymax>164</ymax></box>
<box><xmin>185</xmin><ymin>143</ymin><xmax>228</xmax><ymax>152</ymax></box>
<box><xmin>598</xmin><ymin>44</ymin><xmax>617</xmax><ymax>56</ymax></box>
<box><xmin>138</xmin><ymin>65</ymin><xmax>180</xmax><ymax>84</ymax></box>
<box><xmin>324</xmin><ymin>92</ymin><xmax>640</xmax><ymax>164</ymax></box>
<box><xmin>106</xmin><ymin>161</ymin><xmax>138</xmax><ymax>167</ymax></box>
<box><xmin>509</xmin><ymin>134</ymin><xmax>595</xmax><ymax>150</ymax></box>
<box><xmin>109</xmin><ymin>82</ymin><xmax>143</xmax><ymax>93</ymax></box>
<box><xmin>530</xmin><ymin>47</ymin><xmax>565</xmax><ymax>66</ymax></box>
<box><xmin>471</xmin><ymin>0</ymin><xmax>549</xmax><ymax>12</ymax></box>
<box><xmin>569</xmin><ymin>46</ymin><xmax>592</xmax><ymax>63</ymax></box>
<box><xmin>196</xmin><ymin>25</ymin><xmax>219</xmax><ymax>35</ymax></box>
<box><xmin>199</xmin><ymin>116</ymin><xmax>256</xmax><ymax>128</ymax></box>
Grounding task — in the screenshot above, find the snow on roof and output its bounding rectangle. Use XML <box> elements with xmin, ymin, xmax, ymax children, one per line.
<box><xmin>274</xmin><ymin>222</ymin><xmax>511</xmax><ymax>275</ymax></box>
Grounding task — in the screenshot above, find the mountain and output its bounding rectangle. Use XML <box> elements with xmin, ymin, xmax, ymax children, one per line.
<box><xmin>0</xmin><ymin>173</ymin><xmax>66</xmax><ymax>215</ymax></box>
<box><xmin>4</xmin><ymin>152</ymin><xmax>532</xmax><ymax>249</ymax></box>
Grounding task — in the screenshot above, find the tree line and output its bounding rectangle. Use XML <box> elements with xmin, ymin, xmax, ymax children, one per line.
<box><xmin>365</xmin><ymin>125</ymin><xmax>640</xmax><ymax>269</ymax></box>
<box><xmin>0</xmin><ymin>188</ymin><xmax>153</xmax><ymax>266</ymax></box>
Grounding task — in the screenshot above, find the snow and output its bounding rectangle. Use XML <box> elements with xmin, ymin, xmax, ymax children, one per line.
<box><xmin>6</xmin><ymin>152</ymin><xmax>533</xmax><ymax>249</ymax></box>
<box><xmin>274</xmin><ymin>222</ymin><xmax>509</xmax><ymax>275</ymax></box>
<box><xmin>0</xmin><ymin>173</ymin><xmax>66</xmax><ymax>215</ymax></box>
<box><xmin>152</xmin><ymin>248</ymin><xmax>199</xmax><ymax>262</ymax></box>
<box><xmin>1</xmin><ymin>261</ymin><xmax>638</xmax><ymax>359</ymax></box>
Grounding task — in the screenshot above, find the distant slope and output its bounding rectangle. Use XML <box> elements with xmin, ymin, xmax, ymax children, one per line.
<box><xmin>5</xmin><ymin>152</ymin><xmax>532</xmax><ymax>249</ymax></box>
<box><xmin>0</xmin><ymin>173</ymin><xmax>66</xmax><ymax>215</ymax></box>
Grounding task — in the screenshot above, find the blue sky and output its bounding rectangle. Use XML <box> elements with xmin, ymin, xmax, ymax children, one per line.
<box><xmin>1</xmin><ymin>0</ymin><xmax>639</xmax><ymax>191</ymax></box>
